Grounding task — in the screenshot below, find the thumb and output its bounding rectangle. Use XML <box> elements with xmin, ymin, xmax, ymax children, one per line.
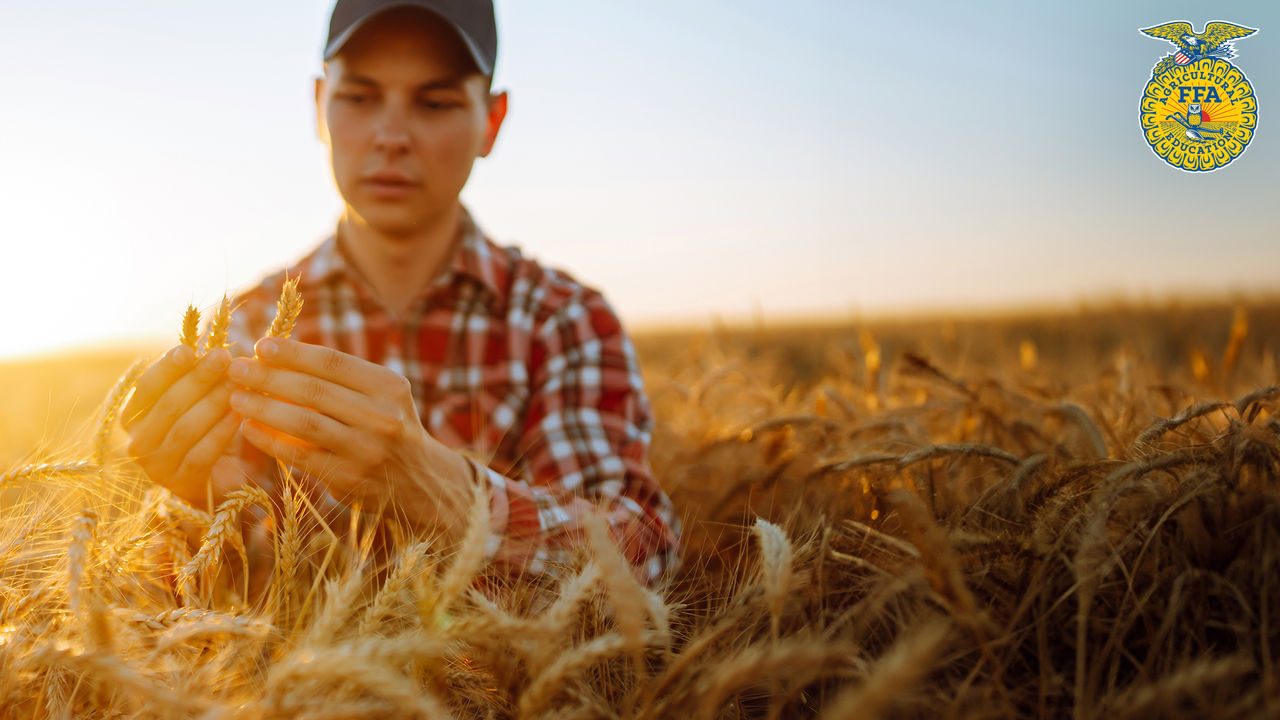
<box><xmin>210</xmin><ymin>455</ymin><xmax>251</xmax><ymax>503</ymax></box>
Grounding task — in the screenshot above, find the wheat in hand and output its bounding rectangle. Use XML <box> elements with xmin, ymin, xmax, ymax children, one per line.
<box><xmin>180</xmin><ymin>305</ymin><xmax>202</xmax><ymax>351</ymax></box>
<box><xmin>207</xmin><ymin>295</ymin><xmax>232</xmax><ymax>351</ymax></box>
<box><xmin>267</xmin><ymin>275</ymin><xmax>304</xmax><ymax>339</ymax></box>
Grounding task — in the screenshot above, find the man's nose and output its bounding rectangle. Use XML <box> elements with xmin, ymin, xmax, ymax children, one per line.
<box><xmin>373</xmin><ymin>105</ymin><xmax>411</xmax><ymax>152</ymax></box>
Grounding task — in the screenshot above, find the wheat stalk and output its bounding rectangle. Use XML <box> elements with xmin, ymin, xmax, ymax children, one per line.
<box><xmin>1222</xmin><ymin>305</ymin><xmax>1249</xmax><ymax>382</ymax></box>
<box><xmin>423</xmin><ymin>480</ymin><xmax>490</xmax><ymax>626</ymax></box>
<box><xmin>25</xmin><ymin>641</ymin><xmax>204</xmax><ymax>716</ymax></box>
<box><xmin>539</xmin><ymin>561</ymin><xmax>601</xmax><ymax>637</ymax></box>
<box><xmin>519</xmin><ymin>631</ymin><xmax>657</xmax><ymax>718</ymax></box>
<box><xmin>85</xmin><ymin>599</ymin><xmax>114</xmax><ymax>652</ymax></box>
<box><xmin>262</xmin><ymin>633</ymin><xmax>451</xmax><ymax>715</ymax></box>
<box><xmin>820</xmin><ymin>621</ymin><xmax>949</xmax><ymax>720</ymax></box>
<box><xmin>1104</xmin><ymin>654</ymin><xmax>1255</xmax><ymax>717</ymax></box>
<box><xmin>584</xmin><ymin>511</ymin><xmax>650</xmax><ymax>681</ymax></box>
<box><xmin>695</xmin><ymin>639</ymin><xmax>859</xmax><ymax>720</ymax></box>
<box><xmin>67</xmin><ymin>509</ymin><xmax>98</xmax><ymax>615</ymax></box>
<box><xmin>304</xmin><ymin>569</ymin><xmax>366</xmax><ymax>647</ymax></box>
<box><xmin>0</xmin><ymin>582</ymin><xmax>50</xmax><ymax>624</ymax></box>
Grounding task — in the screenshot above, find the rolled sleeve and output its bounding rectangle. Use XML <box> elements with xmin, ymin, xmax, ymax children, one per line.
<box><xmin>466</xmin><ymin>291</ymin><xmax>681</xmax><ymax>585</ymax></box>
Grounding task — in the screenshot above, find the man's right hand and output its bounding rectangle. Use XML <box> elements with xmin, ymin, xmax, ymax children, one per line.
<box><xmin>122</xmin><ymin>344</ymin><xmax>248</xmax><ymax>509</ymax></box>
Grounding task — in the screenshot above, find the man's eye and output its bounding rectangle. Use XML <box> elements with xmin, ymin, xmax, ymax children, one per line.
<box><xmin>337</xmin><ymin>94</ymin><xmax>369</xmax><ymax>104</ymax></box>
<box><xmin>419</xmin><ymin>99</ymin><xmax>456</xmax><ymax>110</ymax></box>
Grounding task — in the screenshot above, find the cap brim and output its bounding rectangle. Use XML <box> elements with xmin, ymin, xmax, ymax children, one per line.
<box><xmin>323</xmin><ymin>1</ymin><xmax>492</xmax><ymax>76</ymax></box>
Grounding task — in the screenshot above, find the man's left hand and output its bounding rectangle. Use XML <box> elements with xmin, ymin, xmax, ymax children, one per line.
<box><xmin>226</xmin><ymin>337</ymin><xmax>474</xmax><ymax>542</ymax></box>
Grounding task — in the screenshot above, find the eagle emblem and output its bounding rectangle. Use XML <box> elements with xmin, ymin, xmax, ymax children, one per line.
<box><xmin>1141</xmin><ymin>21</ymin><xmax>1257</xmax><ymax>77</ymax></box>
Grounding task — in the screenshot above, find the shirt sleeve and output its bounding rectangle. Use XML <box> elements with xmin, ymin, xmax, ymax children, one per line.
<box><xmin>467</xmin><ymin>290</ymin><xmax>682</xmax><ymax>586</ymax></box>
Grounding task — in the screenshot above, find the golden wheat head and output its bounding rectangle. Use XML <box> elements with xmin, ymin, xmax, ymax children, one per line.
<box><xmin>207</xmin><ymin>294</ymin><xmax>232</xmax><ymax>352</ymax></box>
<box><xmin>268</xmin><ymin>275</ymin><xmax>304</xmax><ymax>339</ymax></box>
<box><xmin>180</xmin><ymin>305</ymin><xmax>201</xmax><ymax>351</ymax></box>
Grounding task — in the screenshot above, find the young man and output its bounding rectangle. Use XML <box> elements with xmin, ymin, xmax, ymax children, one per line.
<box><xmin>121</xmin><ymin>0</ymin><xmax>680</xmax><ymax>584</ymax></box>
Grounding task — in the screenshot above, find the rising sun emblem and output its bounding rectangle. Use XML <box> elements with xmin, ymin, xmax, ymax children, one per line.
<box><xmin>1139</xmin><ymin>21</ymin><xmax>1259</xmax><ymax>172</ymax></box>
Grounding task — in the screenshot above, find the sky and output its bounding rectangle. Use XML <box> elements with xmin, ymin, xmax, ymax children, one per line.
<box><xmin>0</xmin><ymin>0</ymin><xmax>1277</xmax><ymax>359</ymax></box>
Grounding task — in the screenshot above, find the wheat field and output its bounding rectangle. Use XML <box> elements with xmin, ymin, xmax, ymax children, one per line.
<box><xmin>1</xmin><ymin>298</ymin><xmax>1278</xmax><ymax>718</ymax></box>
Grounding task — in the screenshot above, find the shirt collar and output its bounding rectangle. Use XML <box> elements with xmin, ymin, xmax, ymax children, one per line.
<box><xmin>296</xmin><ymin>204</ymin><xmax>502</xmax><ymax>307</ymax></box>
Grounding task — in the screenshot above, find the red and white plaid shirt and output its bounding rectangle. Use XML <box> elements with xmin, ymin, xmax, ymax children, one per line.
<box><xmin>225</xmin><ymin>205</ymin><xmax>680</xmax><ymax>584</ymax></box>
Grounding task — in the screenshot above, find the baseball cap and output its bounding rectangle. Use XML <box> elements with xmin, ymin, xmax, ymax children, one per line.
<box><xmin>323</xmin><ymin>0</ymin><xmax>497</xmax><ymax>76</ymax></box>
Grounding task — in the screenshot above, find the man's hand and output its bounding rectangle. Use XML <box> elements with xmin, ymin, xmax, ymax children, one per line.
<box><xmin>226</xmin><ymin>337</ymin><xmax>474</xmax><ymax>543</ymax></box>
<box><xmin>122</xmin><ymin>345</ymin><xmax>248</xmax><ymax>508</ymax></box>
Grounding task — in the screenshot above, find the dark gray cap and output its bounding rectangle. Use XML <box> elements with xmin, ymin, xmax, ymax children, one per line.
<box><xmin>323</xmin><ymin>0</ymin><xmax>497</xmax><ymax>76</ymax></box>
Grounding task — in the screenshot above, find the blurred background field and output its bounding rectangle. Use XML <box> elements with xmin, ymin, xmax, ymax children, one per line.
<box><xmin>3</xmin><ymin>297</ymin><xmax>1279</xmax><ymax>717</ymax></box>
<box><xmin>7</xmin><ymin>298</ymin><xmax>1273</xmax><ymax>469</ymax></box>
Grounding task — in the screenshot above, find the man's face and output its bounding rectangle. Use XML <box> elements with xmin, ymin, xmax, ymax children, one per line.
<box><xmin>315</xmin><ymin>8</ymin><xmax>507</xmax><ymax>236</ymax></box>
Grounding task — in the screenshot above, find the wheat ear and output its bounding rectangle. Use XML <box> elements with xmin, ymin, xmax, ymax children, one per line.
<box><xmin>207</xmin><ymin>294</ymin><xmax>232</xmax><ymax>351</ymax></box>
<box><xmin>67</xmin><ymin>509</ymin><xmax>99</xmax><ymax>615</ymax></box>
<box><xmin>584</xmin><ymin>512</ymin><xmax>649</xmax><ymax>666</ymax></box>
<box><xmin>425</xmin><ymin>479</ymin><xmax>490</xmax><ymax>625</ymax></box>
<box><xmin>0</xmin><ymin>461</ymin><xmax>98</xmax><ymax>490</ymax></box>
<box><xmin>359</xmin><ymin>540</ymin><xmax>432</xmax><ymax>634</ymax></box>
<box><xmin>267</xmin><ymin>275</ymin><xmax>304</xmax><ymax>339</ymax></box>
<box><xmin>753</xmin><ymin>517</ymin><xmax>793</xmax><ymax>643</ymax></box>
<box><xmin>180</xmin><ymin>304</ymin><xmax>201</xmax><ymax>350</ymax></box>
<box><xmin>820</xmin><ymin>621</ymin><xmax>949</xmax><ymax>720</ymax></box>
<box><xmin>697</xmin><ymin>640</ymin><xmax>859</xmax><ymax>720</ymax></box>
<box><xmin>94</xmin><ymin>359</ymin><xmax>148</xmax><ymax>468</ymax></box>
<box><xmin>28</xmin><ymin>642</ymin><xmax>204</xmax><ymax>717</ymax></box>
<box><xmin>519</xmin><ymin>632</ymin><xmax>655</xmax><ymax>718</ymax></box>
<box><xmin>272</xmin><ymin>472</ymin><xmax>303</xmax><ymax>626</ymax></box>
<box><xmin>155</xmin><ymin>612</ymin><xmax>274</xmax><ymax>651</ymax></box>
<box><xmin>178</xmin><ymin>486</ymin><xmax>271</xmax><ymax>596</ymax></box>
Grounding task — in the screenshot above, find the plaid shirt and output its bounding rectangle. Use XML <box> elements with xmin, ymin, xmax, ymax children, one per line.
<box><xmin>224</xmin><ymin>205</ymin><xmax>680</xmax><ymax>584</ymax></box>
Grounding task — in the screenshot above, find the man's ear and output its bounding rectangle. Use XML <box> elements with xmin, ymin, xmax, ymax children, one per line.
<box><xmin>313</xmin><ymin>75</ymin><xmax>327</xmax><ymax>143</ymax></box>
<box><xmin>480</xmin><ymin>90</ymin><xmax>509</xmax><ymax>158</ymax></box>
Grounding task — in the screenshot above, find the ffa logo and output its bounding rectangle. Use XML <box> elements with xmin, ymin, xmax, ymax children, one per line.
<box><xmin>1139</xmin><ymin>21</ymin><xmax>1259</xmax><ymax>172</ymax></box>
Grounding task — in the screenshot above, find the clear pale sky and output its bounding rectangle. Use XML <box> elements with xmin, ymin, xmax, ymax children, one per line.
<box><xmin>1</xmin><ymin>1</ymin><xmax>1276</xmax><ymax>359</ymax></box>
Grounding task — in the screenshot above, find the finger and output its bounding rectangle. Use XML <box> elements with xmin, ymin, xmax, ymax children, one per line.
<box><xmin>161</xmin><ymin>381</ymin><xmax>234</xmax><ymax>462</ymax></box>
<box><xmin>230</xmin><ymin>388</ymin><xmax>359</xmax><ymax>456</ymax></box>
<box><xmin>211</xmin><ymin>453</ymin><xmax>257</xmax><ymax>502</ymax></box>
<box><xmin>253</xmin><ymin>337</ymin><xmax>394</xmax><ymax>396</ymax></box>
<box><xmin>133</xmin><ymin>382</ymin><xmax>232</xmax><ymax>495</ymax></box>
<box><xmin>227</xmin><ymin>358</ymin><xmax>393</xmax><ymax>431</ymax></box>
<box><xmin>122</xmin><ymin>345</ymin><xmax>197</xmax><ymax>431</ymax></box>
<box><xmin>135</xmin><ymin>446</ymin><xmax>184</xmax><ymax>497</ymax></box>
<box><xmin>172</xmin><ymin>412</ymin><xmax>241</xmax><ymax>493</ymax></box>
<box><xmin>232</xmin><ymin>432</ymin><xmax>279</xmax><ymax>494</ymax></box>
<box><xmin>128</xmin><ymin>350</ymin><xmax>232</xmax><ymax>458</ymax></box>
<box><xmin>240</xmin><ymin>418</ymin><xmax>357</xmax><ymax>483</ymax></box>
